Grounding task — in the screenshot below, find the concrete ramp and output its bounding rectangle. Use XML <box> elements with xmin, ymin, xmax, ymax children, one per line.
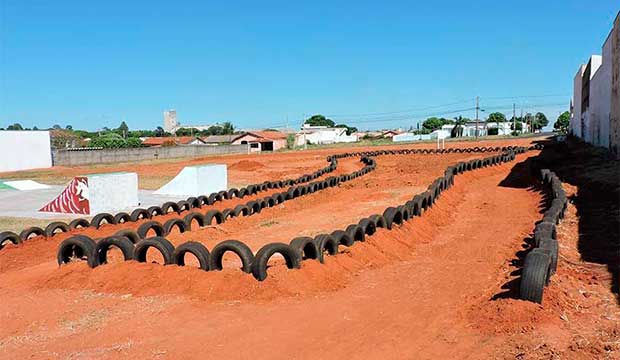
<box><xmin>39</xmin><ymin>172</ymin><xmax>139</xmax><ymax>215</ymax></box>
<box><xmin>1</xmin><ymin>180</ymin><xmax>50</xmax><ymax>191</ymax></box>
<box><xmin>154</xmin><ymin>165</ymin><xmax>227</xmax><ymax>197</ymax></box>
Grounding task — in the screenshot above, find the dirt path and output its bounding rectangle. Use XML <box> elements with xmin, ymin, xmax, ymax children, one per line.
<box><xmin>0</xmin><ymin>153</ymin><xmax>548</xmax><ymax>359</ymax></box>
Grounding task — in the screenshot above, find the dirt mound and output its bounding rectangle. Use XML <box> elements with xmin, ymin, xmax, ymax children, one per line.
<box><xmin>229</xmin><ymin>160</ymin><xmax>265</xmax><ymax>171</ymax></box>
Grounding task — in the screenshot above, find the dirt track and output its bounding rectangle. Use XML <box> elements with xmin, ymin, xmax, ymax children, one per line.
<box><xmin>0</xmin><ymin>138</ymin><xmax>618</xmax><ymax>359</ymax></box>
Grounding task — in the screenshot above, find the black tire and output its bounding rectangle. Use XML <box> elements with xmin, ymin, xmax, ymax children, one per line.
<box><xmin>289</xmin><ymin>236</ymin><xmax>319</xmax><ymax>260</ymax></box>
<box><xmin>173</xmin><ymin>241</ymin><xmax>210</xmax><ymax>271</ymax></box>
<box><xmin>161</xmin><ymin>201</ymin><xmax>181</xmax><ymax>214</ymax></box>
<box><xmin>90</xmin><ymin>213</ymin><xmax>116</xmax><ymax>229</ymax></box>
<box><xmin>358</xmin><ymin>218</ymin><xmax>377</xmax><ymax>236</ymax></box>
<box><xmin>57</xmin><ymin>235</ymin><xmax>98</xmax><ymax>267</ymax></box>
<box><xmin>176</xmin><ymin>200</ymin><xmax>191</xmax><ymax>212</ymax></box>
<box><xmin>146</xmin><ymin>206</ymin><xmax>163</xmax><ymax>217</ymax></box>
<box><xmin>539</xmin><ymin>238</ymin><xmax>559</xmax><ymax>275</ymax></box>
<box><xmin>221</xmin><ymin>208</ymin><xmax>233</xmax><ymax>220</ymax></box>
<box><xmin>130</xmin><ymin>208</ymin><xmax>152</xmax><ymax>222</ymax></box>
<box><xmin>68</xmin><ymin>218</ymin><xmax>90</xmax><ymax>230</ymax></box>
<box><xmin>187</xmin><ymin>197</ymin><xmax>201</xmax><ymax>209</ymax></box>
<box><xmin>209</xmin><ymin>240</ymin><xmax>254</xmax><ymax>273</ymax></box>
<box><xmin>163</xmin><ymin>218</ymin><xmax>188</xmax><ymax>235</ymax></box>
<box><xmin>183</xmin><ymin>212</ymin><xmax>206</xmax><ymax>230</ymax></box>
<box><xmin>313</xmin><ymin>234</ymin><xmax>339</xmax><ymax>263</ymax></box>
<box><xmin>233</xmin><ymin>204</ymin><xmax>250</xmax><ymax>217</ymax></box>
<box><xmin>45</xmin><ymin>221</ymin><xmax>70</xmax><ymax>238</ymax></box>
<box><xmin>397</xmin><ymin>205</ymin><xmax>411</xmax><ymax>221</ymax></box>
<box><xmin>369</xmin><ymin>214</ymin><xmax>387</xmax><ymax>228</ymax></box>
<box><xmin>133</xmin><ymin>236</ymin><xmax>175</xmax><ymax>265</ymax></box>
<box><xmin>519</xmin><ymin>249</ymin><xmax>551</xmax><ymax>304</ymax></box>
<box><xmin>534</xmin><ymin>221</ymin><xmax>557</xmax><ymax>247</ymax></box>
<box><xmin>330</xmin><ymin>230</ymin><xmax>355</xmax><ymax>247</ymax></box>
<box><xmin>383</xmin><ymin>207</ymin><xmax>403</xmax><ymax>230</ymax></box>
<box><xmin>246</xmin><ymin>200</ymin><xmax>262</xmax><ymax>214</ymax></box>
<box><xmin>0</xmin><ymin>231</ymin><xmax>22</xmax><ymax>250</ymax></box>
<box><xmin>252</xmin><ymin>242</ymin><xmax>301</xmax><ymax>281</ymax></box>
<box><xmin>346</xmin><ymin>224</ymin><xmax>365</xmax><ymax>242</ymax></box>
<box><xmin>95</xmin><ymin>236</ymin><xmax>135</xmax><ymax>265</ymax></box>
<box><xmin>114</xmin><ymin>229</ymin><xmax>141</xmax><ymax>244</ymax></box>
<box><xmin>19</xmin><ymin>226</ymin><xmax>45</xmax><ymax>241</ymax></box>
<box><xmin>113</xmin><ymin>212</ymin><xmax>131</xmax><ymax>224</ymax></box>
<box><xmin>137</xmin><ymin>221</ymin><xmax>165</xmax><ymax>239</ymax></box>
<box><xmin>204</xmin><ymin>210</ymin><xmax>224</xmax><ymax>225</ymax></box>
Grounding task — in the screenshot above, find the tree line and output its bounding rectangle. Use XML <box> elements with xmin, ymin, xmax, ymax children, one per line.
<box><xmin>1</xmin><ymin>121</ymin><xmax>236</xmax><ymax>149</ymax></box>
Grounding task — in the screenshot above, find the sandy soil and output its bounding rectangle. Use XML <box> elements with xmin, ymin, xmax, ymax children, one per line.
<box><xmin>0</xmin><ymin>137</ymin><xmax>617</xmax><ymax>359</ymax></box>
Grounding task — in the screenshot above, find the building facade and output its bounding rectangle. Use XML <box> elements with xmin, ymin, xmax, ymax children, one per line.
<box><xmin>571</xmin><ymin>13</ymin><xmax>620</xmax><ymax>155</ymax></box>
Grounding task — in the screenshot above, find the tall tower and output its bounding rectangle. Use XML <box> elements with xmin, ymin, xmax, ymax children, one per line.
<box><xmin>163</xmin><ymin>110</ymin><xmax>178</xmax><ymax>133</ymax></box>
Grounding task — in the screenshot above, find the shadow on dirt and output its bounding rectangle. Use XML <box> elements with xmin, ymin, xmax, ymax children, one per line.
<box><xmin>496</xmin><ymin>138</ymin><xmax>619</xmax><ymax>302</ymax></box>
<box><xmin>492</xmin><ymin>154</ymin><xmax>551</xmax><ymax>300</ymax></box>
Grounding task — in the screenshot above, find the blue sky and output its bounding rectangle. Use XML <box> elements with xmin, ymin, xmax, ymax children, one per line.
<box><xmin>1</xmin><ymin>1</ymin><xmax>618</xmax><ymax>131</ymax></box>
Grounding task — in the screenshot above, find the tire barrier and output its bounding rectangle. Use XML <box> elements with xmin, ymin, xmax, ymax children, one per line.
<box><xmin>519</xmin><ymin>169</ymin><xmax>566</xmax><ymax>304</ymax></box>
<box><xmin>55</xmin><ymin>145</ymin><xmax>532</xmax><ymax>282</ymax></box>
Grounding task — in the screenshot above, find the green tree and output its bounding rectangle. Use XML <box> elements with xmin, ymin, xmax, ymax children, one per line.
<box><xmin>126</xmin><ymin>137</ymin><xmax>143</xmax><ymax>148</ymax></box>
<box><xmin>532</xmin><ymin>112</ymin><xmax>549</xmax><ymax>131</ymax></box>
<box><xmin>304</xmin><ymin>115</ymin><xmax>335</xmax><ymax>127</ymax></box>
<box><xmin>89</xmin><ymin>133</ymin><xmax>127</xmax><ymax>148</ymax></box>
<box><xmin>221</xmin><ymin>122</ymin><xmax>234</xmax><ymax>134</ymax></box>
<box><xmin>553</xmin><ymin>111</ymin><xmax>570</xmax><ymax>134</ymax></box>
<box><xmin>154</xmin><ymin>126</ymin><xmax>166</xmax><ymax>137</ymax></box>
<box><xmin>335</xmin><ymin>124</ymin><xmax>358</xmax><ymax>135</ymax></box>
<box><xmin>422</xmin><ymin>117</ymin><xmax>453</xmax><ymax>132</ymax></box>
<box><xmin>117</xmin><ymin>121</ymin><xmax>129</xmax><ymax>137</ymax></box>
<box><xmin>7</xmin><ymin>123</ymin><xmax>24</xmax><ymax>130</ymax></box>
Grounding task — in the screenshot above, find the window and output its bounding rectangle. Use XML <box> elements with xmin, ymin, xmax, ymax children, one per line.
<box><xmin>250</xmin><ymin>143</ymin><xmax>259</xmax><ymax>148</ymax></box>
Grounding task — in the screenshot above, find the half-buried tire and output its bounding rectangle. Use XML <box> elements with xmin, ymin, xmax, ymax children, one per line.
<box><xmin>519</xmin><ymin>249</ymin><xmax>551</xmax><ymax>304</ymax></box>
<box><xmin>289</xmin><ymin>236</ymin><xmax>319</xmax><ymax>261</ymax></box>
<box><xmin>137</xmin><ymin>221</ymin><xmax>165</xmax><ymax>239</ymax></box>
<box><xmin>313</xmin><ymin>234</ymin><xmax>339</xmax><ymax>263</ymax></box>
<box><xmin>209</xmin><ymin>240</ymin><xmax>254</xmax><ymax>273</ymax></box>
<box><xmin>133</xmin><ymin>237</ymin><xmax>175</xmax><ymax>265</ymax></box>
<box><xmin>19</xmin><ymin>226</ymin><xmax>45</xmax><ymax>241</ymax></box>
<box><xmin>45</xmin><ymin>222</ymin><xmax>70</xmax><ymax>238</ymax></box>
<box><xmin>57</xmin><ymin>235</ymin><xmax>98</xmax><ymax>267</ymax></box>
<box><xmin>95</xmin><ymin>236</ymin><xmax>135</xmax><ymax>265</ymax></box>
<box><xmin>0</xmin><ymin>231</ymin><xmax>21</xmax><ymax>250</ymax></box>
<box><xmin>90</xmin><ymin>213</ymin><xmax>116</xmax><ymax>229</ymax></box>
<box><xmin>330</xmin><ymin>230</ymin><xmax>354</xmax><ymax>247</ymax></box>
<box><xmin>173</xmin><ymin>241</ymin><xmax>210</xmax><ymax>271</ymax></box>
<box><xmin>252</xmin><ymin>242</ymin><xmax>301</xmax><ymax>281</ymax></box>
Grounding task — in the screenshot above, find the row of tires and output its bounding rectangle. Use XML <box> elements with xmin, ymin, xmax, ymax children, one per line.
<box><xmin>0</xmin><ymin>156</ymin><xmax>344</xmax><ymax>251</ymax></box>
<box><xmin>2</xmin><ymin>144</ymin><xmax>536</xmax><ymax>251</ymax></box>
<box><xmin>57</xmin><ymin>147</ymin><xmax>528</xmax><ymax>281</ymax></box>
<box><xmin>518</xmin><ymin>168</ymin><xmax>567</xmax><ymax>304</ymax></box>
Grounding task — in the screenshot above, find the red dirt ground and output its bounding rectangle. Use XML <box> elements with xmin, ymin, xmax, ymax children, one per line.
<box><xmin>0</xmin><ymin>138</ymin><xmax>617</xmax><ymax>359</ymax></box>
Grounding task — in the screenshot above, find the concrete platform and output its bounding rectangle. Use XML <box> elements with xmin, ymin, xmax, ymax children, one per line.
<box><xmin>0</xmin><ymin>186</ymin><xmax>185</xmax><ymax>220</ymax></box>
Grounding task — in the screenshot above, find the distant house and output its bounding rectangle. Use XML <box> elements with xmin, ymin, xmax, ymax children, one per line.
<box><xmin>231</xmin><ymin>131</ymin><xmax>288</xmax><ymax>152</ymax></box>
<box><xmin>142</xmin><ymin>136</ymin><xmax>206</xmax><ymax>147</ymax></box>
<box><xmin>201</xmin><ymin>134</ymin><xmax>236</xmax><ymax>145</ymax></box>
<box><xmin>295</xmin><ymin>125</ymin><xmax>358</xmax><ymax>146</ymax></box>
<box><xmin>382</xmin><ymin>130</ymin><xmax>403</xmax><ymax>138</ymax></box>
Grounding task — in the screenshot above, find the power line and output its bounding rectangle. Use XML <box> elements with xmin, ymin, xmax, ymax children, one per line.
<box><xmin>324</xmin><ymin>99</ymin><xmax>472</xmax><ymax>118</ymax></box>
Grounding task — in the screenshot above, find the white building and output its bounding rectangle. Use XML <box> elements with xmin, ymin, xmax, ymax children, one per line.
<box><xmin>571</xmin><ymin>13</ymin><xmax>620</xmax><ymax>154</ymax></box>
<box><xmin>163</xmin><ymin>110</ymin><xmax>215</xmax><ymax>133</ymax></box>
<box><xmin>295</xmin><ymin>125</ymin><xmax>358</xmax><ymax>146</ymax></box>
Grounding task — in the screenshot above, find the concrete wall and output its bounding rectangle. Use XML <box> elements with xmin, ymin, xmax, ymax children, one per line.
<box><xmin>52</xmin><ymin>144</ymin><xmax>249</xmax><ymax>166</ymax></box>
<box><xmin>0</xmin><ymin>131</ymin><xmax>52</xmax><ymax>172</ymax></box>
<box><xmin>589</xmin><ymin>35</ymin><xmax>613</xmax><ymax>148</ymax></box>
<box><xmin>571</xmin><ymin>65</ymin><xmax>585</xmax><ymax>137</ymax></box>
<box><xmin>611</xmin><ymin>14</ymin><xmax>620</xmax><ymax>157</ymax></box>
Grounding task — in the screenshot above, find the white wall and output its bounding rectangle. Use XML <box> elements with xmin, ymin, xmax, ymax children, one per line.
<box><xmin>571</xmin><ymin>65</ymin><xmax>585</xmax><ymax>137</ymax></box>
<box><xmin>0</xmin><ymin>131</ymin><xmax>52</xmax><ymax>173</ymax></box>
<box><xmin>591</xmin><ymin>34</ymin><xmax>613</xmax><ymax>148</ymax></box>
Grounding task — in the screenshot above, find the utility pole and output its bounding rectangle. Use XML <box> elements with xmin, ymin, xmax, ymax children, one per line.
<box><xmin>513</xmin><ymin>103</ymin><xmax>516</xmax><ymax>136</ymax></box>
<box><xmin>475</xmin><ymin>96</ymin><xmax>480</xmax><ymax>140</ymax></box>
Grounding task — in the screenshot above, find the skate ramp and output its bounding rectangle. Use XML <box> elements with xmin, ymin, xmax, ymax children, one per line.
<box><xmin>1</xmin><ymin>180</ymin><xmax>50</xmax><ymax>191</ymax></box>
<box><xmin>154</xmin><ymin>165</ymin><xmax>227</xmax><ymax>197</ymax></box>
<box><xmin>39</xmin><ymin>172</ymin><xmax>139</xmax><ymax>215</ymax></box>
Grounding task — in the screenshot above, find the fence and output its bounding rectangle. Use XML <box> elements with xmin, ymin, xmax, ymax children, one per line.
<box><xmin>52</xmin><ymin>144</ymin><xmax>250</xmax><ymax>166</ymax></box>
